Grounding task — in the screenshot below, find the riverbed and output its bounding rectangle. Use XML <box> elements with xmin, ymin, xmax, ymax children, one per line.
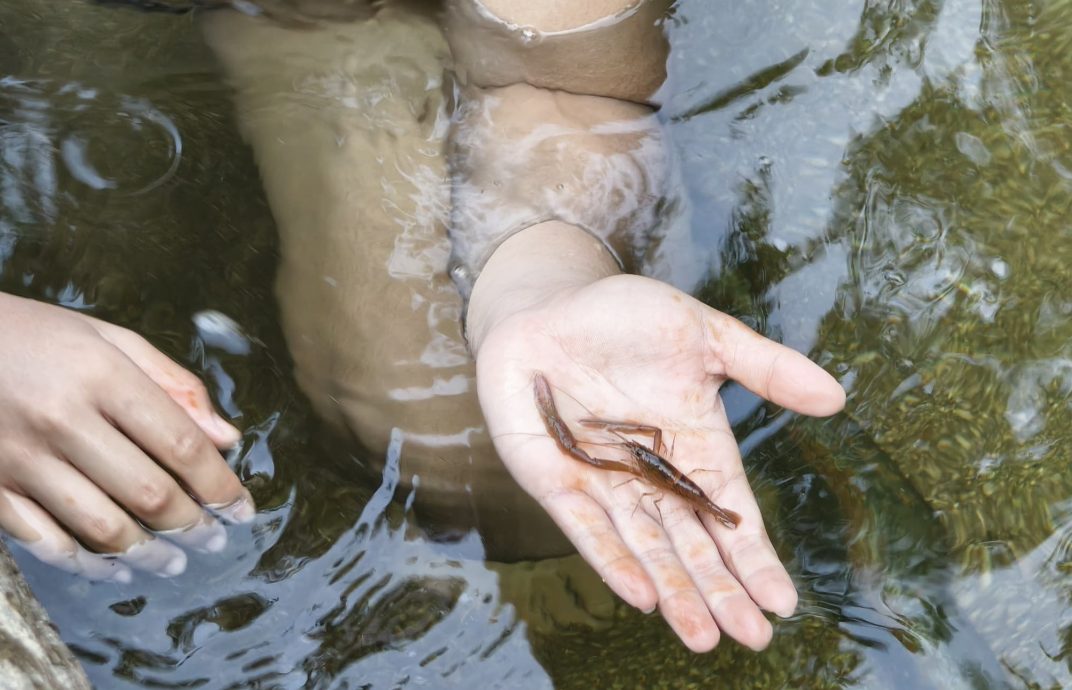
<box><xmin>2</xmin><ymin>1</ymin><xmax>1070</xmax><ymax>687</ymax></box>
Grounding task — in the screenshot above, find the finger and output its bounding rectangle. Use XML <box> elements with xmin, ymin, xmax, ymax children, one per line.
<box><xmin>53</xmin><ymin>416</ymin><xmax>228</xmax><ymax>552</ymax></box>
<box><xmin>657</xmin><ymin>497</ymin><xmax>774</xmax><ymax>650</ymax></box>
<box><xmin>538</xmin><ymin>488</ymin><xmax>657</xmax><ymax>613</ymax></box>
<box><xmin>701</xmin><ymin>307</ymin><xmax>845</xmax><ymax>416</ymax></box>
<box><xmin>0</xmin><ymin>488</ymin><xmax>132</xmax><ymax>582</ymax></box>
<box><xmin>606</xmin><ymin>497</ymin><xmax>721</xmax><ymax>652</ymax></box>
<box><xmin>716</xmin><ymin>521</ymin><xmax>797</xmax><ymax>619</ymax></box>
<box><xmin>85</xmin><ymin>318</ymin><xmax>242</xmax><ymax>449</ymax></box>
<box><xmin>93</xmin><ymin>360</ymin><xmax>255</xmax><ymax>522</ymax></box>
<box><xmin>16</xmin><ymin>455</ymin><xmax>187</xmax><ymax>576</ymax></box>
<box><xmin>688</xmin><ymin>428</ymin><xmax>799</xmax><ymax>619</ymax></box>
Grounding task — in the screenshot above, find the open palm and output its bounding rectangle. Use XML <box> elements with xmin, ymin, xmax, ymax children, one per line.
<box><xmin>475</xmin><ymin>274</ymin><xmax>844</xmax><ymax>652</ymax></box>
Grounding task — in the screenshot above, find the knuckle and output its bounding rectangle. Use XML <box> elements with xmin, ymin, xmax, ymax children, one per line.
<box><xmin>84</xmin><ymin>514</ymin><xmax>129</xmax><ymax>552</ymax></box>
<box><xmin>577</xmin><ymin>519</ymin><xmax>619</xmax><ymax>551</ymax></box>
<box><xmin>727</xmin><ymin>532</ymin><xmax>771</xmax><ymax>572</ymax></box>
<box><xmin>25</xmin><ymin>400</ymin><xmax>72</xmax><ymax>436</ymax></box>
<box><xmin>132</xmin><ymin>478</ymin><xmax>177</xmax><ymax>518</ymax></box>
<box><xmin>168</xmin><ymin>428</ymin><xmax>210</xmax><ymax>468</ymax></box>
<box><xmin>599</xmin><ymin>548</ymin><xmax>639</xmax><ymax>576</ymax></box>
<box><xmin>637</xmin><ymin>544</ymin><xmax>677</xmax><ymax>567</ymax></box>
<box><xmin>170</xmin><ymin>369</ymin><xmax>209</xmax><ymax>399</ymax></box>
<box><xmin>693</xmin><ymin>559</ymin><xmax>735</xmax><ymax>590</ymax></box>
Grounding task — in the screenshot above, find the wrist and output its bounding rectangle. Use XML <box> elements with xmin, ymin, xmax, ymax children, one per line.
<box><xmin>465</xmin><ymin>220</ymin><xmax>620</xmax><ymax>355</ymax></box>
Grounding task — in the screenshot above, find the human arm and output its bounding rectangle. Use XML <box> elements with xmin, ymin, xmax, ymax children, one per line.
<box><xmin>445</xmin><ymin>0</ymin><xmax>846</xmax><ymax>651</ymax></box>
<box><xmin>0</xmin><ymin>293</ymin><xmax>255</xmax><ymax>581</ymax></box>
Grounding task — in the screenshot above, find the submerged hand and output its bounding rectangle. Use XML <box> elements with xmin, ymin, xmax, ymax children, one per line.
<box><xmin>474</xmin><ymin>273</ymin><xmax>844</xmax><ymax>652</ymax></box>
<box><xmin>0</xmin><ymin>294</ymin><xmax>255</xmax><ymax>582</ymax></box>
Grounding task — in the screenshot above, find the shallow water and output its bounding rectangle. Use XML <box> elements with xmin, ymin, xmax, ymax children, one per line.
<box><xmin>2</xmin><ymin>0</ymin><xmax>1072</xmax><ymax>688</ymax></box>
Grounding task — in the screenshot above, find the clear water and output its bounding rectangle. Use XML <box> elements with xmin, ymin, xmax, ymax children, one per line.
<box><xmin>3</xmin><ymin>0</ymin><xmax>1072</xmax><ymax>687</ymax></box>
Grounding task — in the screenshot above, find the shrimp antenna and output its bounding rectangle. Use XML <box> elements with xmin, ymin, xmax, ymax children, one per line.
<box><xmin>533</xmin><ymin>371</ymin><xmax>602</xmax><ymax>418</ymax></box>
<box><xmin>532</xmin><ymin>371</ymin><xmax>646</xmax><ymax>447</ymax></box>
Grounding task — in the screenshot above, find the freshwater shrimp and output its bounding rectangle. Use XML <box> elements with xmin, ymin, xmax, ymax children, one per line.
<box><xmin>579</xmin><ymin>419</ymin><xmax>741</xmax><ymax>530</ymax></box>
<box><xmin>532</xmin><ymin>372</ymin><xmax>740</xmax><ymax>529</ymax></box>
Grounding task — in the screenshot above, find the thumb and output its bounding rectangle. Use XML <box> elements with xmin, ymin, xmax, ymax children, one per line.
<box><xmin>699</xmin><ymin>305</ymin><xmax>845</xmax><ymax>417</ymax></box>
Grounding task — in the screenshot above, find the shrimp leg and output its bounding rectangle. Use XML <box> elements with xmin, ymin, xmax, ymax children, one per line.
<box><xmin>579</xmin><ymin>417</ymin><xmax>741</xmax><ymax>529</ymax></box>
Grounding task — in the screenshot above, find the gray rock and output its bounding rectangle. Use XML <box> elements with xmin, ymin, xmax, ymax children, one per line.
<box><xmin>0</xmin><ymin>541</ymin><xmax>91</xmax><ymax>690</ymax></box>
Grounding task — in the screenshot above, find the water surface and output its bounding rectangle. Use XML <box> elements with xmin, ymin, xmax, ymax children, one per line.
<box><xmin>3</xmin><ymin>0</ymin><xmax>1072</xmax><ymax>687</ymax></box>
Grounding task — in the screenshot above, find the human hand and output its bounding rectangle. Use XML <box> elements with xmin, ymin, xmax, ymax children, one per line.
<box><xmin>0</xmin><ymin>293</ymin><xmax>255</xmax><ymax>582</ymax></box>
<box><xmin>474</xmin><ymin>273</ymin><xmax>844</xmax><ymax>652</ymax></box>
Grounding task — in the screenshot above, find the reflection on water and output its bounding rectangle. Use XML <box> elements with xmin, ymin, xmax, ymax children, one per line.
<box><xmin>3</xmin><ymin>0</ymin><xmax>1072</xmax><ymax>687</ymax></box>
<box><xmin>682</xmin><ymin>0</ymin><xmax>1072</xmax><ymax>685</ymax></box>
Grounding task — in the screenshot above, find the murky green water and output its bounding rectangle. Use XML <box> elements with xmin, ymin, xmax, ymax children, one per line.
<box><xmin>3</xmin><ymin>0</ymin><xmax>1072</xmax><ymax>687</ymax></box>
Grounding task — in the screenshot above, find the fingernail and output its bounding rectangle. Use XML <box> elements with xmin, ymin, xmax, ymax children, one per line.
<box><xmin>205</xmin><ymin>531</ymin><xmax>227</xmax><ymax>553</ymax></box>
<box><xmin>211</xmin><ymin>495</ymin><xmax>256</xmax><ymax>524</ymax></box>
<box><xmin>162</xmin><ymin>552</ymin><xmax>187</xmax><ymax>577</ymax></box>
<box><xmin>234</xmin><ymin>498</ymin><xmax>256</xmax><ymax>523</ymax></box>
<box><xmin>69</xmin><ymin>546</ymin><xmax>130</xmax><ymax>583</ymax></box>
<box><xmin>15</xmin><ymin>535</ymin><xmax>137</xmax><ymax>583</ymax></box>
<box><xmin>4</xmin><ymin>501</ymin><xmax>44</xmax><ymax>543</ymax></box>
<box><xmin>159</xmin><ymin>517</ymin><xmax>228</xmax><ymax>554</ymax></box>
<box><xmin>212</xmin><ymin>414</ymin><xmax>242</xmax><ymax>447</ymax></box>
<box><xmin>120</xmin><ymin>538</ymin><xmax>187</xmax><ymax>577</ymax></box>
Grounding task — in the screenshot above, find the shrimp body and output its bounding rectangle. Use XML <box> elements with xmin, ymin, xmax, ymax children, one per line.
<box><xmin>622</xmin><ymin>440</ymin><xmax>741</xmax><ymax>529</ymax></box>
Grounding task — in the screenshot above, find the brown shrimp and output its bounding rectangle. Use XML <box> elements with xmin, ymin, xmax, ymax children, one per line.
<box><xmin>580</xmin><ymin>419</ymin><xmax>741</xmax><ymax>530</ymax></box>
<box><xmin>532</xmin><ymin>372</ymin><xmax>741</xmax><ymax>529</ymax></box>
